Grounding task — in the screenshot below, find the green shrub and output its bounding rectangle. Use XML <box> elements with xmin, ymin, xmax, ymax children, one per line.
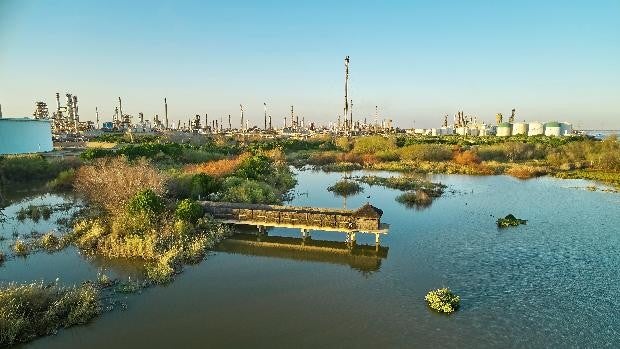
<box><xmin>218</xmin><ymin>177</ymin><xmax>279</xmax><ymax>204</ymax></box>
<box><xmin>175</xmin><ymin>199</ymin><xmax>204</xmax><ymax>223</ymax></box>
<box><xmin>191</xmin><ymin>173</ymin><xmax>220</xmax><ymax>199</ymax></box>
<box><xmin>0</xmin><ymin>155</ymin><xmax>78</xmax><ymax>183</ymax></box>
<box><xmin>234</xmin><ymin>154</ymin><xmax>273</xmax><ymax>180</ymax></box>
<box><xmin>352</xmin><ymin>136</ymin><xmax>396</xmax><ymax>154</ymax></box>
<box><xmin>47</xmin><ymin>169</ymin><xmax>75</xmax><ymax>191</ymax></box>
<box><xmin>127</xmin><ymin>189</ymin><xmax>165</xmax><ymax>216</ymax></box>
<box><xmin>80</xmin><ymin>148</ymin><xmax>114</xmax><ymax>160</ymax></box>
<box><xmin>425</xmin><ymin>288</ymin><xmax>460</xmax><ymax>314</ymax></box>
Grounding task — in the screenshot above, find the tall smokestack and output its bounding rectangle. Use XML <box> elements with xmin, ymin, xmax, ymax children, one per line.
<box><xmin>56</xmin><ymin>93</ymin><xmax>60</xmax><ymax>111</ymax></box>
<box><xmin>264</xmin><ymin>103</ymin><xmax>267</xmax><ymax>130</ymax></box>
<box><xmin>164</xmin><ymin>98</ymin><xmax>168</xmax><ymax>129</ymax></box>
<box><xmin>269</xmin><ymin>114</ymin><xmax>272</xmax><ymax>130</ymax></box>
<box><xmin>0</xmin><ymin>104</ymin><xmax>3</xmax><ymax>118</ymax></box>
<box><xmin>344</xmin><ymin>56</ymin><xmax>350</xmax><ymax>131</ymax></box>
<box><xmin>95</xmin><ymin>107</ymin><xmax>99</xmax><ymax>128</ymax></box>
<box><xmin>205</xmin><ymin>113</ymin><xmax>208</xmax><ymax>130</ymax></box>
<box><xmin>240</xmin><ymin>104</ymin><xmax>244</xmax><ymax>131</ymax></box>
<box><xmin>118</xmin><ymin>97</ymin><xmax>123</xmax><ymax>123</ymax></box>
<box><xmin>228</xmin><ymin>114</ymin><xmax>231</xmax><ymax>130</ymax></box>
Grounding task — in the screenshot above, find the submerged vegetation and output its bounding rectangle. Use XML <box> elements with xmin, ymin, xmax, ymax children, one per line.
<box><xmin>0</xmin><ymin>281</ymin><xmax>100</xmax><ymax>347</ymax></box>
<box><xmin>497</xmin><ymin>214</ymin><xmax>528</xmax><ymax>228</ymax></box>
<box><xmin>425</xmin><ymin>288</ymin><xmax>460</xmax><ymax>314</ymax></box>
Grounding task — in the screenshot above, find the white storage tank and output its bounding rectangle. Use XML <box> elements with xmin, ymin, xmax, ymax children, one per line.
<box><xmin>512</xmin><ymin>122</ymin><xmax>529</xmax><ymax>135</ymax></box>
<box><xmin>560</xmin><ymin>122</ymin><xmax>573</xmax><ymax>136</ymax></box>
<box><xmin>0</xmin><ymin>117</ymin><xmax>53</xmax><ymax>155</ymax></box>
<box><xmin>528</xmin><ymin>122</ymin><xmax>544</xmax><ymax>136</ymax></box>
<box><xmin>455</xmin><ymin>127</ymin><xmax>467</xmax><ymax>136</ymax></box>
<box><xmin>496</xmin><ymin>122</ymin><xmax>512</xmax><ymax>137</ymax></box>
<box><xmin>544</xmin><ymin>121</ymin><xmax>561</xmax><ymax>137</ymax></box>
<box><xmin>468</xmin><ymin>128</ymin><xmax>480</xmax><ymax>136</ymax></box>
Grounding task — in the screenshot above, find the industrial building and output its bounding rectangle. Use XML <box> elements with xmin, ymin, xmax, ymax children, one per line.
<box><xmin>0</xmin><ymin>117</ymin><xmax>54</xmax><ymax>155</ymax></box>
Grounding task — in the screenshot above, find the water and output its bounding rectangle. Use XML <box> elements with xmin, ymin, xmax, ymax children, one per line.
<box><xmin>3</xmin><ymin>171</ymin><xmax>619</xmax><ymax>348</ymax></box>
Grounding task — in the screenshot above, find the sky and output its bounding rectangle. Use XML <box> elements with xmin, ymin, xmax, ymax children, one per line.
<box><xmin>0</xmin><ymin>0</ymin><xmax>619</xmax><ymax>129</ymax></box>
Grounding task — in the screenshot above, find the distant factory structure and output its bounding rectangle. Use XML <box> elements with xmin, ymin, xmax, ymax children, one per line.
<box><xmin>409</xmin><ymin>109</ymin><xmax>574</xmax><ymax>137</ymax></box>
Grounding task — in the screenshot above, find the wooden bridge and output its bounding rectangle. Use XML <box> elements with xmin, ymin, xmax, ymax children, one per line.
<box><xmin>200</xmin><ymin>201</ymin><xmax>389</xmax><ymax>244</ymax></box>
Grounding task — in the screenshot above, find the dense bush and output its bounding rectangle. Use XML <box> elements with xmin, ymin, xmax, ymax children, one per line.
<box><xmin>234</xmin><ymin>154</ymin><xmax>273</xmax><ymax>180</ymax></box>
<box><xmin>399</xmin><ymin>144</ymin><xmax>452</xmax><ymax>161</ymax></box>
<box><xmin>174</xmin><ymin>199</ymin><xmax>204</xmax><ymax>223</ymax></box>
<box><xmin>217</xmin><ymin>177</ymin><xmax>279</xmax><ymax>204</ymax></box>
<box><xmin>190</xmin><ymin>173</ymin><xmax>221</xmax><ymax>199</ymax></box>
<box><xmin>127</xmin><ymin>189</ymin><xmax>165</xmax><ymax>216</ymax></box>
<box><xmin>352</xmin><ymin>136</ymin><xmax>397</xmax><ymax>154</ymax></box>
<box><xmin>0</xmin><ymin>155</ymin><xmax>79</xmax><ymax>183</ymax></box>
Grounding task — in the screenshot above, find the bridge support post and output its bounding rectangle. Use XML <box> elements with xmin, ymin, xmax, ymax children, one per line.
<box><xmin>375</xmin><ymin>233</ymin><xmax>381</xmax><ymax>245</ymax></box>
<box><xmin>257</xmin><ymin>225</ymin><xmax>267</xmax><ymax>235</ymax></box>
<box><xmin>301</xmin><ymin>228</ymin><xmax>311</xmax><ymax>240</ymax></box>
<box><xmin>346</xmin><ymin>232</ymin><xmax>357</xmax><ymax>248</ymax></box>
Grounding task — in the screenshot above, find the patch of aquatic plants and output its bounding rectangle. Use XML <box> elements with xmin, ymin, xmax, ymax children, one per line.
<box><xmin>327</xmin><ymin>180</ymin><xmax>364</xmax><ymax>196</ymax></box>
<box><xmin>424</xmin><ymin>288</ymin><xmax>460</xmax><ymax>314</ymax></box>
<box><xmin>355</xmin><ymin>175</ymin><xmax>445</xmax><ymax>194</ymax></box>
<box><xmin>0</xmin><ymin>281</ymin><xmax>100</xmax><ymax>346</ymax></box>
<box><xmin>497</xmin><ymin>214</ymin><xmax>527</xmax><ymax>228</ymax></box>
<box><xmin>12</xmin><ymin>240</ymin><xmax>29</xmax><ymax>256</ymax></box>
<box><xmin>16</xmin><ymin>204</ymin><xmax>53</xmax><ymax>222</ymax></box>
<box><xmin>395</xmin><ymin>191</ymin><xmax>434</xmax><ymax>210</ymax></box>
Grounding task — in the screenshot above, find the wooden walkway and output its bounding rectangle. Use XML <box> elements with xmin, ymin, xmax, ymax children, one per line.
<box><xmin>200</xmin><ymin>201</ymin><xmax>389</xmax><ymax>244</ymax></box>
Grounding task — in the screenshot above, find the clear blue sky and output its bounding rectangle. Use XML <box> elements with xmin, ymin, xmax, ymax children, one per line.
<box><xmin>1</xmin><ymin>0</ymin><xmax>619</xmax><ymax>128</ymax></box>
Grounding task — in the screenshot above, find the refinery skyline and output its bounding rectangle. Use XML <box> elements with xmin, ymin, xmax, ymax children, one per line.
<box><xmin>1</xmin><ymin>0</ymin><xmax>619</xmax><ymax>129</ymax></box>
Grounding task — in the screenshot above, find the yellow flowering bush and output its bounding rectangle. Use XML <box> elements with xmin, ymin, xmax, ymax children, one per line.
<box><xmin>425</xmin><ymin>288</ymin><xmax>460</xmax><ymax>314</ymax></box>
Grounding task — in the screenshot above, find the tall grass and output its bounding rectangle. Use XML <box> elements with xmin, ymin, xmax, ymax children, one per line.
<box><xmin>0</xmin><ymin>281</ymin><xmax>100</xmax><ymax>346</ymax></box>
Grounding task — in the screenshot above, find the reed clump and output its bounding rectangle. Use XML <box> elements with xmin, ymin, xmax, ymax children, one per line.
<box><xmin>0</xmin><ymin>281</ymin><xmax>100</xmax><ymax>346</ymax></box>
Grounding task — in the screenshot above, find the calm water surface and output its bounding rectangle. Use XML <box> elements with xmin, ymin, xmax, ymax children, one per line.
<box><xmin>4</xmin><ymin>170</ymin><xmax>619</xmax><ymax>348</ymax></box>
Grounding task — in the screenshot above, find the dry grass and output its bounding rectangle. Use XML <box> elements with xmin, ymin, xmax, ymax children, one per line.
<box><xmin>74</xmin><ymin>157</ymin><xmax>165</xmax><ymax>215</ymax></box>
<box><xmin>505</xmin><ymin>165</ymin><xmax>548</xmax><ymax>179</ymax></box>
<box><xmin>184</xmin><ymin>153</ymin><xmax>250</xmax><ymax>177</ymax></box>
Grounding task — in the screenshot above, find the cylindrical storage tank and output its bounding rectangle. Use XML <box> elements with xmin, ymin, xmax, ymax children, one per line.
<box><xmin>560</xmin><ymin>122</ymin><xmax>573</xmax><ymax>136</ymax></box>
<box><xmin>455</xmin><ymin>127</ymin><xmax>467</xmax><ymax>136</ymax></box>
<box><xmin>468</xmin><ymin>128</ymin><xmax>480</xmax><ymax>136</ymax></box>
<box><xmin>0</xmin><ymin>118</ymin><xmax>53</xmax><ymax>155</ymax></box>
<box><xmin>528</xmin><ymin>122</ymin><xmax>544</xmax><ymax>136</ymax></box>
<box><xmin>512</xmin><ymin>122</ymin><xmax>529</xmax><ymax>135</ymax></box>
<box><xmin>496</xmin><ymin>122</ymin><xmax>512</xmax><ymax>137</ymax></box>
<box><xmin>544</xmin><ymin>121</ymin><xmax>561</xmax><ymax>136</ymax></box>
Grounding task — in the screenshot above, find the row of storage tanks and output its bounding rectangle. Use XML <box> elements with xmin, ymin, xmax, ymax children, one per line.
<box><xmin>496</xmin><ymin>121</ymin><xmax>573</xmax><ymax>137</ymax></box>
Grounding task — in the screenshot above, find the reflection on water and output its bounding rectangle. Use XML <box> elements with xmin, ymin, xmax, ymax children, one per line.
<box><xmin>218</xmin><ymin>233</ymin><xmax>388</xmax><ymax>273</ymax></box>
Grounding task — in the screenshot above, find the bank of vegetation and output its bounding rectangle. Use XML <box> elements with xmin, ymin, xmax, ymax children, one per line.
<box><xmin>0</xmin><ymin>281</ymin><xmax>100</xmax><ymax>347</ymax></box>
<box><xmin>286</xmin><ymin>134</ymin><xmax>619</xmax><ymax>188</ymax></box>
